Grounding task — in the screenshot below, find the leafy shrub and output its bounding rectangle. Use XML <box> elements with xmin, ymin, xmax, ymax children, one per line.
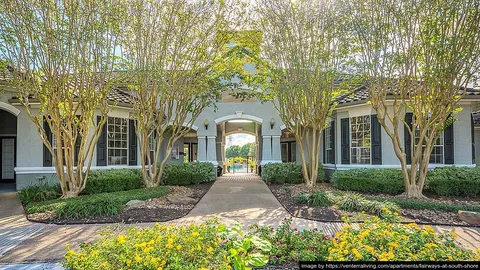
<box><xmin>426</xmin><ymin>167</ymin><xmax>480</xmax><ymax>197</ymax></box>
<box><xmin>293</xmin><ymin>191</ymin><xmax>332</xmax><ymax>207</ymax></box>
<box><xmin>329</xmin><ymin>216</ymin><xmax>479</xmax><ymax>261</ymax></box>
<box><xmin>83</xmin><ymin>169</ymin><xmax>143</xmax><ymax>195</ymax></box>
<box><xmin>64</xmin><ymin>219</ymin><xmax>231</xmax><ymax>270</ymax></box>
<box><xmin>162</xmin><ymin>162</ymin><xmax>216</xmax><ymax>185</ymax></box>
<box><xmin>26</xmin><ymin>186</ymin><xmax>169</xmax><ymax>219</ymax></box>
<box><xmin>331</xmin><ymin>169</ymin><xmax>404</xmax><ymax>195</ymax></box>
<box><xmin>18</xmin><ymin>183</ymin><xmax>61</xmax><ymax>205</ymax></box>
<box><xmin>262</xmin><ymin>163</ymin><xmax>302</xmax><ymax>184</ymax></box>
<box><xmin>336</xmin><ymin>193</ymin><xmax>400</xmax><ymax>218</ymax></box>
<box><xmin>367</xmin><ymin>197</ymin><xmax>480</xmax><ymax>213</ymax></box>
<box><xmin>251</xmin><ymin>217</ymin><xmax>331</xmax><ymax>264</ymax></box>
<box><xmin>262</xmin><ymin>163</ymin><xmax>325</xmax><ymax>184</ymax></box>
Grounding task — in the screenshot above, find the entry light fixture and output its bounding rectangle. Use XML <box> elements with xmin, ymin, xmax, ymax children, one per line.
<box><xmin>204</xmin><ymin>119</ymin><xmax>209</xmax><ymax>130</ymax></box>
<box><xmin>270</xmin><ymin>118</ymin><xmax>275</xmax><ymax>129</ymax></box>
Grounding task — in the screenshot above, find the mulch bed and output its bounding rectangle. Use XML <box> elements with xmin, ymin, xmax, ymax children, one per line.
<box><xmin>27</xmin><ymin>182</ymin><xmax>213</xmax><ymax>224</ymax></box>
<box><xmin>268</xmin><ymin>184</ymin><xmax>478</xmax><ymax>226</ymax></box>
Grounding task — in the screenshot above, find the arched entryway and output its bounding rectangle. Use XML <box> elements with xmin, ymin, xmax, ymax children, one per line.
<box><xmin>0</xmin><ymin>108</ymin><xmax>17</xmax><ymax>191</ymax></box>
<box><xmin>215</xmin><ymin>114</ymin><xmax>262</xmax><ymax>175</ymax></box>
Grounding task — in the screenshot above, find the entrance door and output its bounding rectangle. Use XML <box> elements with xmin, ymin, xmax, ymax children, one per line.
<box><xmin>1</xmin><ymin>138</ymin><xmax>15</xmax><ymax>181</ymax></box>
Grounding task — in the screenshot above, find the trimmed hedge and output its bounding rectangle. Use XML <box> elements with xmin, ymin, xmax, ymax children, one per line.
<box><xmin>162</xmin><ymin>162</ymin><xmax>216</xmax><ymax>185</ymax></box>
<box><xmin>426</xmin><ymin>167</ymin><xmax>480</xmax><ymax>197</ymax></box>
<box><xmin>26</xmin><ymin>186</ymin><xmax>169</xmax><ymax>219</ymax></box>
<box><xmin>83</xmin><ymin>169</ymin><xmax>143</xmax><ymax>195</ymax></box>
<box><xmin>331</xmin><ymin>169</ymin><xmax>404</xmax><ymax>195</ymax></box>
<box><xmin>262</xmin><ymin>163</ymin><xmax>325</xmax><ymax>184</ymax></box>
<box><xmin>367</xmin><ymin>196</ymin><xmax>480</xmax><ymax>213</ymax></box>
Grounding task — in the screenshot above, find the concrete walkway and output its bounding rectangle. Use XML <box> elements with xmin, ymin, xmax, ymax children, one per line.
<box><xmin>0</xmin><ymin>174</ymin><xmax>479</xmax><ymax>266</ymax></box>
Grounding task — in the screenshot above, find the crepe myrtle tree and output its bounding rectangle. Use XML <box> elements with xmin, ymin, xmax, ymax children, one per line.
<box><xmin>254</xmin><ymin>0</ymin><xmax>353</xmax><ymax>186</ymax></box>
<box><xmin>122</xmin><ymin>0</ymin><xmax>241</xmax><ymax>187</ymax></box>
<box><xmin>0</xmin><ymin>0</ymin><xmax>124</xmax><ymax>198</ymax></box>
<box><xmin>349</xmin><ymin>0</ymin><xmax>480</xmax><ymax>198</ymax></box>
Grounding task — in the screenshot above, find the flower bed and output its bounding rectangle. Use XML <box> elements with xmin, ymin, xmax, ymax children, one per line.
<box><xmin>64</xmin><ymin>218</ymin><xmax>479</xmax><ymax>269</ymax></box>
<box><xmin>268</xmin><ymin>184</ymin><xmax>476</xmax><ymax>226</ymax></box>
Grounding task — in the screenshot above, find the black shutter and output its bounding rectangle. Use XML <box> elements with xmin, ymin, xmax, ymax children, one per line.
<box><xmin>43</xmin><ymin>118</ymin><xmax>53</xmax><ymax>167</ymax></box>
<box><xmin>444</xmin><ymin>120</ymin><xmax>454</xmax><ymax>164</ymax></box>
<box><xmin>404</xmin><ymin>113</ymin><xmax>413</xmax><ymax>165</ymax></box>
<box><xmin>472</xmin><ymin>114</ymin><xmax>475</xmax><ymax>164</ymax></box>
<box><xmin>96</xmin><ymin>116</ymin><xmax>107</xmax><ymax>166</ymax></box>
<box><xmin>322</xmin><ymin>129</ymin><xmax>326</xmax><ymax>164</ymax></box>
<box><xmin>128</xmin><ymin>119</ymin><xmax>137</xmax><ymax>165</ymax></box>
<box><xmin>371</xmin><ymin>115</ymin><xmax>382</xmax><ymax>164</ymax></box>
<box><xmin>149</xmin><ymin>133</ymin><xmax>155</xmax><ymax>163</ymax></box>
<box><xmin>341</xmin><ymin>118</ymin><xmax>350</xmax><ymax>164</ymax></box>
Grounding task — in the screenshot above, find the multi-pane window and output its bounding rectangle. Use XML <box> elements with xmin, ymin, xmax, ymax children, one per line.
<box><xmin>414</xmin><ymin>128</ymin><xmax>444</xmax><ymax>164</ymax></box>
<box><xmin>281</xmin><ymin>142</ymin><xmax>296</xmax><ymax>163</ymax></box>
<box><xmin>324</xmin><ymin>122</ymin><xmax>333</xmax><ymax>163</ymax></box>
<box><xmin>107</xmin><ymin>117</ymin><xmax>128</xmax><ymax>165</ymax></box>
<box><xmin>351</xmin><ymin>115</ymin><xmax>371</xmax><ymax>164</ymax></box>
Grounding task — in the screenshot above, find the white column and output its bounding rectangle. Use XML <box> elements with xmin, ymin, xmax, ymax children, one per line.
<box><xmin>261</xmin><ymin>135</ymin><xmax>272</xmax><ymax>165</ymax></box>
<box><xmin>197</xmin><ymin>136</ymin><xmax>207</xmax><ymax>161</ymax></box>
<box><xmin>207</xmin><ymin>136</ymin><xmax>217</xmax><ymax>165</ymax></box>
<box><xmin>271</xmin><ymin>135</ymin><xmax>282</xmax><ymax>162</ymax></box>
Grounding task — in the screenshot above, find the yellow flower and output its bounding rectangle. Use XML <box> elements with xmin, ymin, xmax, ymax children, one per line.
<box><xmin>343</xmin><ymin>249</ymin><xmax>348</xmax><ymax>255</ymax></box>
<box><xmin>117</xmin><ymin>235</ymin><xmax>126</xmax><ymax>244</ymax></box>
<box><xmin>197</xmin><ymin>244</ymin><xmax>202</xmax><ymax>251</ymax></box>
<box><xmin>365</xmin><ymin>245</ymin><xmax>375</xmax><ymax>255</ymax></box>
<box><xmin>66</xmin><ymin>250</ymin><xmax>75</xmax><ymax>256</ymax></box>
<box><xmin>352</xmin><ymin>248</ymin><xmax>362</xmax><ymax>260</ymax></box>
<box><xmin>156</xmin><ymin>236</ymin><xmax>162</xmax><ymax>243</ymax></box>
<box><xmin>135</xmin><ymin>254</ymin><xmax>142</xmax><ymax>263</ymax></box>
<box><xmin>198</xmin><ymin>268</ymin><xmax>208</xmax><ymax>270</ymax></box>
<box><xmin>166</xmin><ymin>243</ymin><xmax>173</xmax><ymax>249</ymax></box>
<box><xmin>157</xmin><ymin>268</ymin><xmax>163</xmax><ymax>270</ymax></box>
<box><xmin>176</xmin><ymin>244</ymin><xmax>182</xmax><ymax>250</ymax></box>
<box><xmin>451</xmin><ymin>232</ymin><xmax>458</xmax><ymax>238</ymax></box>
<box><xmin>207</xmin><ymin>247</ymin><xmax>214</xmax><ymax>254</ymax></box>
<box><xmin>476</xmin><ymin>248</ymin><xmax>480</xmax><ymax>254</ymax></box>
<box><xmin>144</xmin><ymin>247</ymin><xmax>152</xmax><ymax>253</ymax></box>
<box><xmin>192</xmin><ymin>232</ymin><xmax>200</xmax><ymax>237</ymax></box>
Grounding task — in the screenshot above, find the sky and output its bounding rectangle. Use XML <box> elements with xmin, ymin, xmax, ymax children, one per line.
<box><xmin>225</xmin><ymin>133</ymin><xmax>255</xmax><ymax>148</ymax></box>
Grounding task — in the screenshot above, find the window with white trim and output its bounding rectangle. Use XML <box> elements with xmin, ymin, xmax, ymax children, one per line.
<box><xmin>107</xmin><ymin>117</ymin><xmax>128</xmax><ymax>165</ymax></box>
<box><xmin>414</xmin><ymin>128</ymin><xmax>444</xmax><ymax>164</ymax></box>
<box><xmin>325</xmin><ymin>122</ymin><xmax>333</xmax><ymax>163</ymax></box>
<box><xmin>350</xmin><ymin>115</ymin><xmax>371</xmax><ymax>164</ymax></box>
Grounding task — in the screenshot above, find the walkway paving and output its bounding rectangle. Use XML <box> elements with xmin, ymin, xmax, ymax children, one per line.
<box><xmin>0</xmin><ymin>174</ymin><xmax>479</xmax><ymax>267</ymax></box>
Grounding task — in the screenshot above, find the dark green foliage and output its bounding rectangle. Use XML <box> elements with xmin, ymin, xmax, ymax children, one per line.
<box><xmin>336</xmin><ymin>193</ymin><xmax>400</xmax><ymax>217</ymax></box>
<box><xmin>162</xmin><ymin>162</ymin><xmax>216</xmax><ymax>186</ymax></box>
<box><xmin>18</xmin><ymin>183</ymin><xmax>62</xmax><ymax>205</ymax></box>
<box><xmin>83</xmin><ymin>169</ymin><xmax>143</xmax><ymax>195</ymax></box>
<box><xmin>367</xmin><ymin>197</ymin><xmax>480</xmax><ymax>213</ymax></box>
<box><xmin>426</xmin><ymin>167</ymin><xmax>480</xmax><ymax>197</ymax></box>
<box><xmin>262</xmin><ymin>163</ymin><xmax>325</xmax><ymax>184</ymax></box>
<box><xmin>26</xmin><ymin>186</ymin><xmax>169</xmax><ymax>219</ymax></box>
<box><xmin>293</xmin><ymin>193</ymin><xmax>310</xmax><ymax>204</ymax></box>
<box><xmin>331</xmin><ymin>169</ymin><xmax>404</xmax><ymax>195</ymax></box>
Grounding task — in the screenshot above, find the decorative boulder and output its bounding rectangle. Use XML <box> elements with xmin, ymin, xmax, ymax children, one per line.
<box><xmin>166</xmin><ymin>194</ymin><xmax>197</xmax><ymax>205</ymax></box>
<box><xmin>126</xmin><ymin>200</ymin><xmax>144</xmax><ymax>207</ymax></box>
<box><xmin>458</xmin><ymin>210</ymin><xmax>480</xmax><ymax>225</ymax></box>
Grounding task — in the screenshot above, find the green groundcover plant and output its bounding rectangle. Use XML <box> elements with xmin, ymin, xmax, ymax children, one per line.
<box><xmin>64</xmin><ymin>217</ymin><xmax>479</xmax><ymax>269</ymax></box>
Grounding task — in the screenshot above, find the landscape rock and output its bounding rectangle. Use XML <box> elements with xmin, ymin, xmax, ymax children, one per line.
<box><xmin>458</xmin><ymin>210</ymin><xmax>480</xmax><ymax>225</ymax></box>
<box><xmin>166</xmin><ymin>194</ymin><xmax>197</xmax><ymax>205</ymax></box>
<box><xmin>126</xmin><ymin>200</ymin><xmax>144</xmax><ymax>207</ymax></box>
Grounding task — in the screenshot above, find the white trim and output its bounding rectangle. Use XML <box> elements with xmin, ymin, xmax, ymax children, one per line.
<box><xmin>214</xmin><ymin>114</ymin><xmax>263</xmax><ymax>124</ymax></box>
<box><xmin>206</xmin><ymin>136</ymin><xmax>216</xmax><ymax>139</ymax></box>
<box><xmin>0</xmin><ymin>102</ymin><xmax>20</xmax><ymax>116</ymax></box>
<box><xmin>331</xmin><ymin>164</ymin><xmax>476</xmax><ymax>170</ymax></box>
<box><xmin>14</xmin><ymin>165</ymin><xmax>143</xmax><ymax>175</ymax></box>
<box><xmin>271</xmin><ymin>135</ymin><xmax>281</xmax><ymax>138</ymax></box>
<box><xmin>225</xmin><ymin>130</ymin><xmax>256</xmax><ymax>137</ymax></box>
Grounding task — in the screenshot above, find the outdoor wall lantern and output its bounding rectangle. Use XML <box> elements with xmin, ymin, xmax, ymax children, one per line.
<box><xmin>270</xmin><ymin>118</ymin><xmax>275</xmax><ymax>129</ymax></box>
<box><xmin>204</xmin><ymin>119</ymin><xmax>209</xmax><ymax>130</ymax></box>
